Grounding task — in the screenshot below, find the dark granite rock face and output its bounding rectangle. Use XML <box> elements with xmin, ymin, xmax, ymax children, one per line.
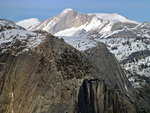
<box><xmin>77</xmin><ymin>79</ymin><xmax>128</xmax><ymax>113</ymax></box>
<box><xmin>0</xmin><ymin>32</ymin><xmax>136</xmax><ymax>113</ymax></box>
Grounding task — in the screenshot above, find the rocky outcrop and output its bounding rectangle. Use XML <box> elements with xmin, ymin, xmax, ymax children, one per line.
<box><xmin>83</xmin><ymin>42</ymin><xmax>135</xmax><ymax>97</ymax></box>
<box><xmin>0</xmin><ymin>28</ymin><xmax>137</xmax><ymax>113</ymax></box>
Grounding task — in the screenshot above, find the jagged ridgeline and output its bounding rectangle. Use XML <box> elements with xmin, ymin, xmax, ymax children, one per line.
<box><xmin>0</xmin><ymin>20</ymin><xmax>137</xmax><ymax>113</ymax></box>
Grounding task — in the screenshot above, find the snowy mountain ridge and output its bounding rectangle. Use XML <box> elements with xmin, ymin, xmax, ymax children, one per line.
<box><xmin>88</xmin><ymin>13</ymin><xmax>139</xmax><ymax>24</ymax></box>
<box><xmin>29</xmin><ymin>9</ymin><xmax>140</xmax><ymax>36</ymax></box>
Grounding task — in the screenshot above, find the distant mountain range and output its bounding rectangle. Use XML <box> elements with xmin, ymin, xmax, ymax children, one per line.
<box><xmin>17</xmin><ymin>8</ymin><xmax>145</xmax><ymax>37</ymax></box>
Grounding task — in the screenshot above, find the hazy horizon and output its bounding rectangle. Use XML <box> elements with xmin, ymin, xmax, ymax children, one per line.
<box><xmin>0</xmin><ymin>0</ymin><xmax>150</xmax><ymax>22</ymax></box>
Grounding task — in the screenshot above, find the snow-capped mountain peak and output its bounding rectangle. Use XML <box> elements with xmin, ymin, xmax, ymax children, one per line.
<box><xmin>61</xmin><ymin>8</ymin><xmax>75</xmax><ymax>14</ymax></box>
<box><xmin>16</xmin><ymin>18</ymin><xmax>40</xmax><ymax>30</ymax></box>
<box><xmin>31</xmin><ymin>9</ymin><xmax>92</xmax><ymax>34</ymax></box>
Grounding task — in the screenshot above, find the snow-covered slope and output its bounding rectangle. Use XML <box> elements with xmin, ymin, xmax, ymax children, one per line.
<box><xmin>57</xmin><ymin>36</ymin><xmax>97</xmax><ymax>51</ymax></box>
<box><xmin>55</xmin><ymin>17</ymin><xmax>114</xmax><ymax>37</ymax></box>
<box><xmin>0</xmin><ymin>19</ymin><xmax>45</xmax><ymax>54</ymax></box>
<box><xmin>88</xmin><ymin>13</ymin><xmax>138</xmax><ymax>24</ymax></box>
<box><xmin>16</xmin><ymin>18</ymin><xmax>40</xmax><ymax>30</ymax></box>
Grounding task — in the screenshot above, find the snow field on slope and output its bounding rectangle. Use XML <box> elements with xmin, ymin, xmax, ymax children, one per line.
<box><xmin>57</xmin><ymin>36</ymin><xmax>97</xmax><ymax>51</ymax></box>
<box><xmin>0</xmin><ymin>29</ymin><xmax>45</xmax><ymax>51</ymax></box>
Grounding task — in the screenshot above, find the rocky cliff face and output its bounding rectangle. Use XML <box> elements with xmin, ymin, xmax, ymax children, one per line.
<box><xmin>83</xmin><ymin>42</ymin><xmax>135</xmax><ymax>97</ymax></box>
<box><xmin>77</xmin><ymin>79</ymin><xmax>135</xmax><ymax>113</ymax></box>
<box><xmin>0</xmin><ymin>20</ymin><xmax>137</xmax><ymax>113</ymax></box>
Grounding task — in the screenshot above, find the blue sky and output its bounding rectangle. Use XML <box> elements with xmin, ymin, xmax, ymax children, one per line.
<box><xmin>0</xmin><ymin>0</ymin><xmax>150</xmax><ymax>22</ymax></box>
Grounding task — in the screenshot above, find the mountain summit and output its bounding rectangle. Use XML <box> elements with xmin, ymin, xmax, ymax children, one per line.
<box><xmin>61</xmin><ymin>8</ymin><xmax>75</xmax><ymax>14</ymax></box>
